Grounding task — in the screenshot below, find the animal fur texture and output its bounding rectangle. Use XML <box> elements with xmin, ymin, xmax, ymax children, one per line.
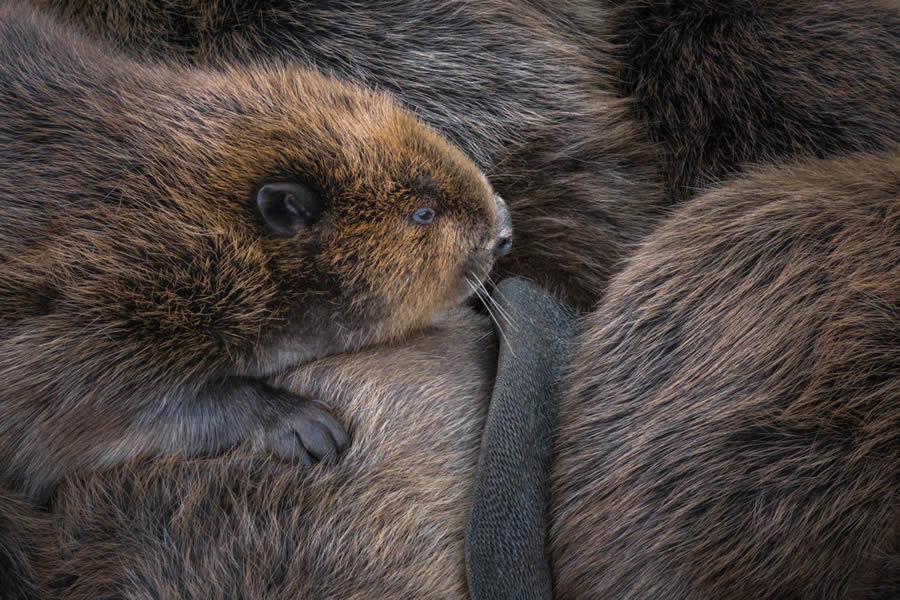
<box><xmin>600</xmin><ymin>0</ymin><xmax>900</xmax><ymax>202</ymax></box>
<box><xmin>0</xmin><ymin>487</ymin><xmax>51</xmax><ymax>600</ymax></box>
<box><xmin>40</xmin><ymin>308</ymin><xmax>496</xmax><ymax>600</ymax></box>
<box><xmin>0</xmin><ymin>2</ymin><xmax>504</xmax><ymax>501</ymax></box>
<box><xmin>551</xmin><ymin>151</ymin><xmax>900</xmax><ymax>600</ymax></box>
<box><xmin>5</xmin><ymin>1</ymin><xmax>899</xmax><ymax>598</ymax></box>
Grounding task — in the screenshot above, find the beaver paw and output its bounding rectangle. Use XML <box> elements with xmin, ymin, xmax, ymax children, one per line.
<box><xmin>263</xmin><ymin>401</ymin><xmax>349</xmax><ymax>465</ymax></box>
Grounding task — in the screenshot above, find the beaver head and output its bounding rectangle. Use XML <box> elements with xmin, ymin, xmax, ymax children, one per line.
<box><xmin>0</xmin><ymin>2</ymin><xmax>514</xmax><ymax>499</ymax></box>
<box><xmin>1</xmin><ymin>26</ymin><xmax>511</xmax><ymax>373</ymax></box>
<box><xmin>201</xmin><ymin>66</ymin><xmax>513</xmax><ymax>362</ymax></box>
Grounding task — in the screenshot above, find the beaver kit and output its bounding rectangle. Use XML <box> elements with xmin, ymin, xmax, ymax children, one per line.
<box><xmin>0</xmin><ymin>2</ymin><xmax>510</xmax><ymax>502</ymax></box>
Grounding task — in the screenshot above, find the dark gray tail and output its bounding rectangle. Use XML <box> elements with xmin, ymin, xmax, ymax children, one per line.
<box><xmin>465</xmin><ymin>278</ymin><xmax>577</xmax><ymax>600</ymax></box>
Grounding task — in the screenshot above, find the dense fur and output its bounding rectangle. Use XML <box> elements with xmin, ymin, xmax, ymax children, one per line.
<box><xmin>13</xmin><ymin>1</ymin><xmax>900</xmax><ymax>596</ymax></box>
<box><xmin>40</xmin><ymin>308</ymin><xmax>495</xmax><ymax>600</ymax></box>
<box><xmin>551</xmin><ymin>152</ymin><xmax>900</xmax><ymax>599</ymax></box>
<box><xmin>601</xmin><ymin>0</ymin><xmax>900</xmax><ymax>202</ymax></box>
<box><xmin>0</xmin><ymin>488</ymin><xmax>51</xmax><ymax>600</ymax></box>
<box><xmin>33</xmin><ymin>1</ymin><xmax>900</xmax><ymax>299</ymax></box>
<box><xmin>31</xmin><ymin>0</ymin><xmax>665</xmax><ymax>310</ymax></box>
<box><xmin>0</xmin><ymin>3</ymin><xmax>504</xmax><ymax>501</ymax></box>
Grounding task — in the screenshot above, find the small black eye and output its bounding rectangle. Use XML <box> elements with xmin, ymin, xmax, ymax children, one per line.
<box><xmin>411</xmin><ymin>207</ymin><xmax>436</xmax><ymax>225</ymax></box>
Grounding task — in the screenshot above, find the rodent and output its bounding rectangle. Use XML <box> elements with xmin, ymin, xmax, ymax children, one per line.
<box><xmin>39</xmin><ymin>307</ymin><xmax>496</xmax><ymax>600</ymax></box>
<box><xmin>0</xmin><ymin>2</ymin><xmax>510</xmax><ymax>501</ymax></box>
<box><xmin>598</xmin><ymin>0</ymin><xmax>900</xmax><ymax>203</ymax></box>
<box><xmin>30</xmin><ymin>1</ymin><xmax>900</xmax><ymax>306</ymax></box>
<box><xmin>551</xmin><ymin>151</ymin><xmax>900</xmax><ymax>599</ymax></box>
<box><xmin>29</xmin><ymin>0</ymin><xmax>666</xmax><ymax>311</ymax></box>
<box><xmin>16</xmin><ymin>1</ymin><xmax>900</xmax><ymax>596</ymax></box>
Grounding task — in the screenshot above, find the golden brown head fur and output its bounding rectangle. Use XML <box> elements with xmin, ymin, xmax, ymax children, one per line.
<box><xmin>551</xmin><ymin>151</ymin><xmax>900</xmax><ymax>599</ymax></box>
<box><xmin>40</xmin><ymin>308</ymin><xmax>495</xmax><ymax>600</ymax></box>
<box><xmin>30</xmin><ymin>0</ymin><xmax>666</xmax><ymax>311</ymax></box>
<box><xmin>0</xmin><ymin>3</ymin><xmax>503</xmax><ymax>500</ymax></box>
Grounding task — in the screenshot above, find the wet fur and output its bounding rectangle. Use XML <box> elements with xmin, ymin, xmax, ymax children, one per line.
<box><xmin>0</xmin><ymin>3</ymin><xmax>502</xmax><ymax>501</ymax></box>
<box><xmin>551</xmin><ymin>152</ymin><xmax>900</xmax><ymax>599</ymax></box>
<box><xmin>31</xmin><ymin>0</ymin><xmax>666</xmax><ymax>310</ymax></box>
<box><xmin>40</xmin><ymin>308</ymin><xmax>496</xmax><ymax>600</ymax></box>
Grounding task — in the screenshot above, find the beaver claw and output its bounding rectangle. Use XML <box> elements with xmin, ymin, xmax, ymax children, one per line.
<box><xmin>263</xmin><ymin>401</ymin><xmax>350</xmax><ymax>465</ymax></box>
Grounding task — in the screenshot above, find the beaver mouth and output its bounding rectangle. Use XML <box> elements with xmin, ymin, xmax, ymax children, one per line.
<box><xmin>455</xmin><ymin>250</ymin><xmax>496</xmax><ymax>305</ymax></box>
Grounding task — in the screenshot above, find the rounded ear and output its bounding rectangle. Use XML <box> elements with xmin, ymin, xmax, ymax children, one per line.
<box><xmin>256</xmin><ymin>182</ymin><xmax>323</xmax><ymax>235</ymax></box>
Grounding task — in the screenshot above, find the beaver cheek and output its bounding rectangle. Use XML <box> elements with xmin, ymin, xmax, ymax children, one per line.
<box><xmin>407</xmin><ymin>257</ymin><xmax>445</xmax><ymax>317</ymax></box>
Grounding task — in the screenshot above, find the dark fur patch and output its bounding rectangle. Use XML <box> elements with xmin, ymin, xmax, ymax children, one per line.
<box><xmin>0</xmin><ymin>487</ymin><xmax>51</xmax><ymax>600</ymax></box>
<box><xmin>602</xmin><ymin>0</ymin><xmax>900</xmax><ymax>203</ymax></box>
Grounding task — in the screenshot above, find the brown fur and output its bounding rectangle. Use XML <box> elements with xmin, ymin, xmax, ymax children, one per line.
<box><xmin>551</xmin><ymin>151</ymin><xmax>900</xmax><ymax>599</ymax></box>
<box><xmin>14</xmin><ymin>2</ymin><xmax>900</xmax><ymax>596</ymax></box>
<box><xmin>30</xmin><ymin>1</ymin><xmax>900</xmax><ymax>303</ymax></box>
<box><xmin>0</xmin><ymin>3</ymin><xmax>505</xmax><ymax>501</ymax></box>
<box><xmin>601</xmin><ymin>0</ymin><xmax>900</xmax><ymax>203</ymax></box>
<box><xmin>0</xmin><ymin>487</ymin><xmax>52</xmax><ymax>600</ymax></box>
<box><xmin>30</xmin><ymin>0</ymin><xmax>666</xmax><ymax>310</ymax></box>
<box><xmin>40</xmin><ymin>307</ymin><xmax>495</xmax><ymax>600</ymax></box>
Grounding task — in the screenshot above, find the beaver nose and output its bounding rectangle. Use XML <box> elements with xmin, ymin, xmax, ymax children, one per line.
<box><xmin>493</xmin><ymin>193</ymin><xmax>513</xmax><ymax>257</ymax></box>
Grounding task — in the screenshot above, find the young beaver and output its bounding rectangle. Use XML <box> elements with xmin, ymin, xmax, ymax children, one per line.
<box><xmin>0</xmin><ymin>3</ymin><xmax>510</xmax><ymax>501</ymax></box>
<box><xmin>41</xmin><ymin>307</ymin><xmax>496</xmax><ymax>600</ymax></box>
<box><xmin>551</xmin><ymin>151</ymin><xmax>900</xmax><ymax>599</ymax></box>
<box><xmin>30</xmin><ymin>0</ymin><xmax>665</xmax><ymax>311</ymax></box>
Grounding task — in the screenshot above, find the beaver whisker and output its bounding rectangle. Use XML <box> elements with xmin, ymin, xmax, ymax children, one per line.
<box><xmin>467</xmin><ymin>274</ymin><xmax>512</xmax><ymax>354</ymax></box>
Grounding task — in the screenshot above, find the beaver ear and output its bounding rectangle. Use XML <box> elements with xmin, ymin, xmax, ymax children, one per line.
<box><xmin>256</xmin><ymin>182</ymin><xmax>323</xmax><ymax>235</ymax></box>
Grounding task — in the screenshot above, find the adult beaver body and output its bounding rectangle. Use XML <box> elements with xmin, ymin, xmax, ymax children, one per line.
<box><xmin>551</xmin><ymin>151</ymin><xmax>900</xmax><ymax>599</ymax></box>
<box><xmin>0</xmin><ymin>2</ymin><xmax>508</xmax><ymax>501</ymax></box>
<box><xmin>600</xmin><ymin>0</ymin><xmax>900</xmax><ymax>202</ymax></box>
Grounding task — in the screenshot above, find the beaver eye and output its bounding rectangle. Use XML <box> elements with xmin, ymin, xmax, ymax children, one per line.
<box><xmin>411</xmin><ymin>207</ymin><xmax>436</xmax><ymax>225</ymax></box>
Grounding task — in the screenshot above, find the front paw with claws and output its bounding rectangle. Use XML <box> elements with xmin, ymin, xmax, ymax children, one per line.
<box><xmin>261</xmin><ymin>400</ymin><xmax>349</xmax><ymax>465</ymax></box>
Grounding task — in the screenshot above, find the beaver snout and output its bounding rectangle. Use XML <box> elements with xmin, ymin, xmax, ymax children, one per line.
<box><xmin>493</xmin><ymin>194</ymin><xmax>513</xmax><ymax>257</ymax></box>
